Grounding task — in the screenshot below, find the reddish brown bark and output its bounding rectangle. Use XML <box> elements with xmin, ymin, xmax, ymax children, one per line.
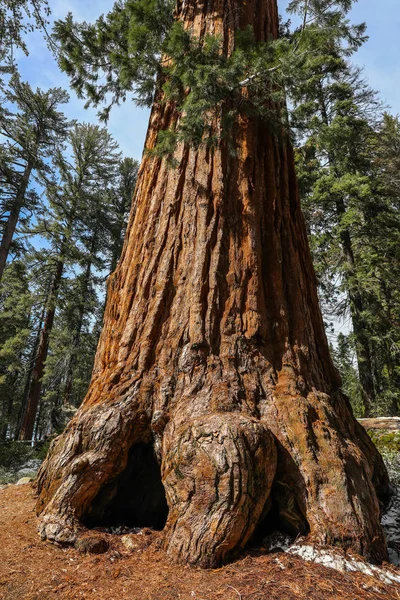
<box><xmin>19</xmin><ymin>259</ymin><xmax>64</xmax><ymax>440</ymax></box>
<box><xmin>0</xmin><ymin>162</ymin><xmax>33</xmax><ymax>283</ymax></box>
<box><xmin>35</xmin><ymin>0</ymin><xmax>389</xmax><ymax>568</ymax></box>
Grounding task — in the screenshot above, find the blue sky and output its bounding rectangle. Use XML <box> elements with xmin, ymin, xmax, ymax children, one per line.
<box><xmin>16</xmin><ymin>0</ymin><xmax>400</xmax><ymax>162</ymax></box>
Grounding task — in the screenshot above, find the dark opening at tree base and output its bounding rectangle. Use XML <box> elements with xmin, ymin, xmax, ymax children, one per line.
<box><xmin>83</xmin><ymin>443</ymin><xmax>168</xmax><ymax>531</ymax></box>
<box><xmin>248</xmin><ymin>479</ymin><xmax>310</xmax><ymax>552</ymax></box>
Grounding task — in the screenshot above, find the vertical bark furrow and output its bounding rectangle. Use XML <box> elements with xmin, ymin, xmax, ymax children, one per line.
<box><xmin>162</xmin><ymin>414</ymin><xmax>277</xmax><ymax>566</ymax></box>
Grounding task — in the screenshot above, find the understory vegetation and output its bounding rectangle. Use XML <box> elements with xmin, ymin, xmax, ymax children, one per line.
<box><xmin>368</xmin><ymin>432</ymin><xmax>400</xmax><ymax>485</ymax></box>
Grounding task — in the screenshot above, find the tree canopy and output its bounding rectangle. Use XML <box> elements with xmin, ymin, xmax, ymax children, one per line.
<box><xmin>53</xmin><ymin>1</ymin><xmax>367</xmax><ymax>153</ymax></box>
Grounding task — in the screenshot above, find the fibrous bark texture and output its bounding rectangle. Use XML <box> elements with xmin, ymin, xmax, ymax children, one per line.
<box><xmin>35</xmin><ymin>0</ymin><xmax>389</xmax><ymax>568</ymax></box>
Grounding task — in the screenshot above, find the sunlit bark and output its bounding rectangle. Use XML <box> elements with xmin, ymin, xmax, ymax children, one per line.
<box><xmin>35</xmin><ymin>0</ymin><xmax>389</xmax><ymax>567</ymax></box>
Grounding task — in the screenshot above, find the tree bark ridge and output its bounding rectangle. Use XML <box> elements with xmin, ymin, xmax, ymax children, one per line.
<box><xmin>35</xmin><ymin>0</ymin><xmax>389</xmax><ymax>567</ymax></box>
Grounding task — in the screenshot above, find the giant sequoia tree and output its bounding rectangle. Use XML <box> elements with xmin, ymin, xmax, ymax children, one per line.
<box><xmin>36</xmin><ymin>0</ymin><xmax>390</xmax><ymax>567</ymax></box>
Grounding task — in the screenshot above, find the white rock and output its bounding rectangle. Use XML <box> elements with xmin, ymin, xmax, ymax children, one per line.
<box><xmin>16</xmin><ymin>477</ymin><xmax>33</xmax><ymax>485</ymax></box>
<box><xmin>121</xmin><ymin>535</ymin><xmax>141</xmax><ymax>551</ymax></box>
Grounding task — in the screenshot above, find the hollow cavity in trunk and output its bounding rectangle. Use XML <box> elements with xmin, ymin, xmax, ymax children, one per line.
<box><xmin>84</xmin><ymin>443</ymin><xmax>168</xmax><ymax>531</ymax></box>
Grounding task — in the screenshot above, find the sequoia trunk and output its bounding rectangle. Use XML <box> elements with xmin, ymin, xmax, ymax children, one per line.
<box><xmin>35</xmin><ymin>0</ymin><xmax>389</xmax><ymax>567</ymax></box>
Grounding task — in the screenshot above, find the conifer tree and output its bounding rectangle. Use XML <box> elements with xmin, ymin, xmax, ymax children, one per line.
<box><xmin>57</xmin><ymin>125</ymin><xmax>121</xmax><ymax>407</ymax></box>
<box><xmin>357</xmin><ymin>115</ymin><xmax>400</xmax><ymax>414</ymax></box>
<box><xmin>108</xmin><ymin>157</ymin><xmax>139</xmax><ymax>272</ymax></box>
<box><xmin>19</xmin><ymin>123</ymin><xmax>121</xmax><ymax>440</ymax></box>
<box><xmin>331</xmin><ymin>333</ymin><xmax>364</xmax><ymax>416</ymax></box>
<box><xmin>45</xmin><ymin>155</ymin><xmax>137</xmax><ymax>418</ymax></box>
<box><xmin>13</xmin><ymin>267</ymin><xmax>48</xmax><ymax>440</ymax></box>
<box><xmin>0</xmin><ymin>0</ymin><xmax>50</xmax><ymax>75</ymax></box>
<box><xmin>52</xmin><ymin>0</ymin><xmax>366</xmax><ymax>151</ymax></box>
<box><xmin>0</xmin><ymin>77</ymin><xmax>70</xmax><ymax>281</ymax></box>
<box><xmin>292</xmin><ymin>62</ymin><xmax>400</xmax><ymax>415</ymax></box>
<box><xmin>0</xmin><ymin>261</ymin><xmax>32</xmax><ymax>439</ymax></box>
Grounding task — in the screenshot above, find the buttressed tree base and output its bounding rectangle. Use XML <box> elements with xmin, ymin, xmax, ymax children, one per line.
<box><xmin>35</xmin><ymin>0</ymin><xmax>389</xmax><ymax>568</ymax></box>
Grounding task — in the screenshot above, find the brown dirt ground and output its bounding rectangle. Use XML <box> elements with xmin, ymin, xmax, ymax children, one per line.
<box><xmin>1</xmin><ymin>485</ymin><xmax>400</xmax><ymax>600</ymax></box>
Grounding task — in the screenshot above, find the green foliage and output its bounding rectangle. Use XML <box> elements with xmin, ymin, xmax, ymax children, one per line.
<box><xmin>0</xmin><ymin>0</ymin><xmax>50</xmax><ymax>74</ymax></box>
<box><xmin>0</xmin><ymin>438</ymin><xmax>50</xmax><ymax>483</ymax></box>
<box><xmin>28</xmin><ymin>123</ymin><xmax>122</xmax><ymax>420</ymax></box>
<box><xmin>52</xmin><ymin>0</ymin><xmax>368</xmax><ymax>158</ymax></box>
<box><xmin>0</xmin><ymin>441</ymin><xmax>31</xmax><ymax>470</ymax></box>
<box><xmin>54</xmin><ymin>0</ymin><xmax>175</xmax><ymax>116</ymax></box>
<box><xmin>0</xmin><ymin>262</ymin><xmax>32</xmax><ymax>438</ymax></box>
<box><xmin>301</xmin><ymin>107</ymin><xmax>400</xmax><ymax>416</ymax></box>
<box><xmin>331</xmin><ymin>334</ymin><xmax>363</xmax><ymax>416</ymax></box>
<box><xmin>32</xmin><ymin>437</ymin><xmax>52</xmax><ymax>461</ymax></box>
<box><xmin>0</xmin><ymin>1</ymin><xmax>140</xmax><ymax>442</ymax></box>
<box><xmin>291</xmin><ymin>14</ymin><xmax>400</xmax><ymax>416</ymax></box>
<box><xmin>0</xmin><ymin>76</ymin><xmax>70</xmax><ymax>271</ymax></box>
<box><xmin>368</xmin><ymin>431</ymin><xmax>400</xmax><ymax>454</ymax></box>
<box><xmin>108</xmin><ymin>157</ymin><xmax>139</xmax><ymax>271</ymax></box>
<box><xmin>0</xmin><ymin>119</ymin><xmax>137</xmax><ymax>440</ymax></box>
<box><xmin>368</xmin><ymin>430</ymin><xmax>400</xmax><ymax>484</ymax></box>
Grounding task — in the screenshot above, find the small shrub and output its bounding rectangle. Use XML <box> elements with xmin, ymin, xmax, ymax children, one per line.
<box><xmin>368</xmin><ymin>431</ymin><xmax>400</xmax><ymax>485</ymax></box>
<box><xmin>0</xmin><ymin>467</ymin><xmax>18</xmax><ymax>485</ymax></box>
<box><xmin>0</xmin><ymin>442</ymin><xmax>32</xmax><ymax>471</ymax></box>
<box><xmin>32</xmin><ymin>437</ymin><xmax>53</xmax><ymax>462</ymax></box>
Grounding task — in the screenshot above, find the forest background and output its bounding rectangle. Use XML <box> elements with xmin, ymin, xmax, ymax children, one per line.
<box><xmin>0</xmin><ymin>0</ymin><xmax>399</xmax><ymax>448</ymax></box>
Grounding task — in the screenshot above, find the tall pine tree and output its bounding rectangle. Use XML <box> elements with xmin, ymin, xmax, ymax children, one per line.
<box><xmin>19</xmin><ymin>123</ymin><xmax>121</xmax><ymax>440</ymax></box>
<box><xmin>0</xmin><ymin>77</ymin><xmax>69</xmax><ymax>281</ymax></box>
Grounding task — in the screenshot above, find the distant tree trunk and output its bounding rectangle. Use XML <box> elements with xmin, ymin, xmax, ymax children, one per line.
<box><xmin>36</xmin><ymin>0</ymin><xmax>389</xmax><ymax>568</ymax></box>
<box><xmin>34</xmin><ymin>396</ymin><xmax>44</xmax><ymax>441</ymax></box>
<box><xmin>110</xmin><ymin>208</ymin><xmax>128</xmax><ymax>273</ymax></box>
<box><xmin>335</xmin><ymin>198</ymin><xmax>376</xmax><ymax>417</ymax></box>
<box><xmin>379</xmin><ymin>281</ymin><xmax>399</xmax><ymax>416</ymax></box>
<box><xmin>62</xmin><ymin>305</ymin><xmax>85</xmax><ymax>408</ymax></box>
<box><xmin>63</xmin><ymin>239</ymin><xmax>96</xmax><ymax>406</ymax></box>
<box><xmin>0</xmin><ymin>399</ymin><xmax>13</xmax><ymax>440</ymax></box>
<box><xmin>15</xmin><ymin>306</ymin><xmax>46</xmax><ymax>440</ymax></box>
<box><xmin>19</xmin><ymin>259</ymin><xmax>64</xmax><ymax>440</ymax></box>
<box><xmin>0</xmin><ymin>373</ymin><xmax>18</xmax><ymax>440</ymax></box>
<box><xmin>0</xmin><ymin>161</ymin><xmax>33</xmax><ymax>282</ymax></box>
<box><xmin>110</xmin><ymin>159</ymin><xmax>138</xmax><ymax>272</ymax></box>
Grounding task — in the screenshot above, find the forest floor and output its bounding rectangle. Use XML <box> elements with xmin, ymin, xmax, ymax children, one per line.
<box><xmin>1</xmin><ymin>485</ymin><xmax>400</xmax><ymax>600</ymax></box>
